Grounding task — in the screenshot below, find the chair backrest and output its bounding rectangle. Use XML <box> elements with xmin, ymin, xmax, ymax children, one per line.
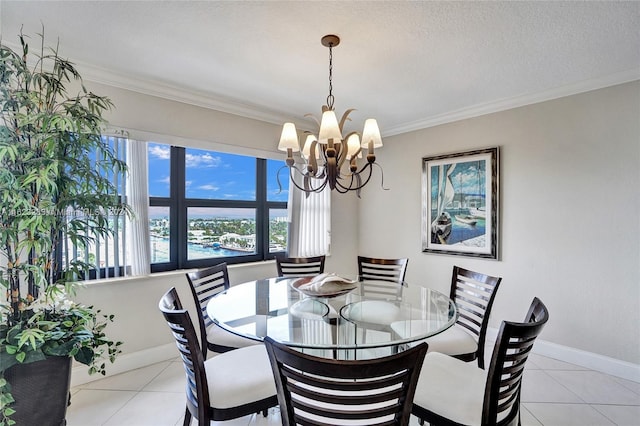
<box><xmin>264</xmin><ymin>337</ymin><xmax>428</xmax><ymax>426</ymax></box>
<box><xmin>482</xmin><ymin>297</ymin><xmax>549</xmax><ymax>426</ymax></box>
<box><xmin>357</xmin><ymin>256</ymin><xmax>408</xmax><ymax>299</ymax></box>
<box><xmin>276</xmin><ymin>255</ymin><xmax>326</xmax><ymax>277</ymax></box>
<box><xmin>450</xmin><ymin>265</ymin><xmax>502</xmax><ymax>368</ymax></box>
<box><xmin>159</xmin><ymin>287</ymin><xmax>210</xmax><ymax>423</ymax></box>
<box><xmin>186</xmin><ymin>263</ymin><xmax>231</xmax><ymax>355</ymax></box>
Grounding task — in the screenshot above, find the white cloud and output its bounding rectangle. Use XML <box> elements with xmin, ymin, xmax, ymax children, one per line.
<box><xmin>198</xmin><ymin>184</ymin><xmax>220</xmax><ymax>191</ymax></box>
<box><xmin>149</xmin><ymin>144</ymin><xmax>170</xmax><ymax>160</ymax></box>
<box><xmin>186</xmin><ymin>152</ymin><xmax>223</xmax><ymax>168</ymax></box>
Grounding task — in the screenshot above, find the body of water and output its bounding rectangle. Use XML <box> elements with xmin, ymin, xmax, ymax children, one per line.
<box><xmin>150</xmin><ymin>236</ymin><xmax>253</xmax><ymax>263</ymax></box>
<box><xmin>448</xmin><ymin>217</ymin><xmax>486</xmax><ymax>244</ymax></box>
<box><xmin>431</xmin><ymin>208</ymin><xmax>486</xmax><ymax>245</ymax></box>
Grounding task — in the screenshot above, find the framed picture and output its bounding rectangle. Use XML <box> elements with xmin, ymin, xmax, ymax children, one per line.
<box><xmin>422</xmin><ymin>147</ymin><xmax>499</xmax><ymax>259</ymax></box>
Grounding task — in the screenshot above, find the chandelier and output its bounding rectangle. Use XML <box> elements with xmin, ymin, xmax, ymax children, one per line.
<box><xmin>277</xmin><ymin>34</ymin><xmax>386</xmax><ymax>196</ymax></box>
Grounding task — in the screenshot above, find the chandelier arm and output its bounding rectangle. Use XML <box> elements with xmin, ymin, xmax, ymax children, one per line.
<box><xmin>373</xmin><ymin>162</ymin><xmax>390</xmax><ymax>191</ymax></box>
<box><xmin>337</xmin><ymin>130</ymin><xmax>357</xmax><ymax>170</ymax></box>
<box><xmin>332</xmin><ymin>172</ymin><xmax>362</xmax><ymax>198</ymax></box>
<box><xmin>336</xmin><ymin>143</ymin><xmax>349</xmax><ymax>171</ymax></box>
<box><xmin>275</xmin><ymin>164</ymin><xmax>289</xmax><ymax>194</ymax></box>
<box><xmin>334</xmin><ymin>161</ymin><xmax>387</xmax><ymax>193</ymax></box>
<box><xmin>333</xmin><ymin>165</ymin><xmax>370</xmax><ymax>192</ymax></box>
<box><xmin>339</xmin><ymin>109</ymin><xmax>355</xmax><ymax>132</ymax></box>
<box><xmin>304</xmin><ymin>175</ymin><xmax>312</xmax><ymax>193</ymax></box>
<box><xmin>326</xmin><ymin>155</ymin><xmax>338</xmax><ymax>190</ymax></box>
<box><xmin>309</xmin><ymin>140</ymin><xmax>319</xmax><ymax>175</ymax></box>
<box><xmin>336</xmin><ymin>151</ymin><xmax>347</xmax><ymax>170</ymax></box>
<box><xmin>286</xmin><ymin>166</ymin><xmax>328</xmax><ymax>194</ymax></box>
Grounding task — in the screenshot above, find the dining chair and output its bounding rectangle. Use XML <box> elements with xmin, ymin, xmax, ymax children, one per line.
<box><xmin>186</xmin><ymin>263</ymin><xmax>261</xmax><ymax>354</ymax></box>
<box><xmin>352</xmin><ymin>257</ymin><xmax>409</xmax><ymax>352</ymax></box>
<box><xmin>276</xmin><ymin>255</ymin><xmax>326</xmax><ymax>277</ymax></box>
<box><xmin>425</xmin><ymin>266</ymin><xmax>502</xmax><ymax>368</ymax></box>
<box><xmin>357</xmin><ymin>256</ymin><xmax>408</xmax><ymax>299</ymax></box>
<box><xmin>264</xmin><ymin>336</ymin><xmax>428</xmax><ymax>426</ymax></box>
<box><xmin>412</xmin><ymin>297</ymin><xmax>549</xmax><ymax>426</ymax></box>
<box><xmin>159</xmin><ymin>287</ymin><xmax>278</xmax><ymax>426</ymax></box>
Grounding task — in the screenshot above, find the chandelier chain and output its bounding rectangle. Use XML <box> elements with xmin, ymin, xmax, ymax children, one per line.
<box><xmin>326</xmin><ymin>44</ymin><xmax>334</xmax><ymax>110</ymax></box>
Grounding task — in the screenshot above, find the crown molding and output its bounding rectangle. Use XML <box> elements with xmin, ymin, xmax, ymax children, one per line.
<box><xmin>383</xmin><ymin>69</ymin><xmax>640</xmax><ymax>136</ymax></box>
<box><xmin>83</xmin><ymin>62</ymin><xmax>639</xmax><ymax>137</ymax></box>
<box><xmin>5</xmin><ymin>38</ymin><xmax>637</xmax><ymax>137</ymax></box>
<box><xmin>76</xmin><ymin>60</ymin><xmax>301</xmax><ymax>127</ymax></box>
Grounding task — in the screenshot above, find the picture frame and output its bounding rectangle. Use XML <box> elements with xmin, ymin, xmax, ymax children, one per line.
<box><xmin>422</xmin><ymin>147</ymin><xmax>499</xmax><ymax>259</ymax></box>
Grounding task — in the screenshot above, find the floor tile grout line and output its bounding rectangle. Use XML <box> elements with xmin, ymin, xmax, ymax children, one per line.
<box><xmin>588</xmin><ymin>402</ymin><xmax>640</xmax><ymax>407</ymax></box>
<box><xmin>589</xmin><ymin>403</ymin><xmax>623</xmax><ymax>426</ymax></box>
<box><xmin>80</xmin><ymin>388</ymin><xmax>140</xmax><ymax>426</ymax></box>
<box><xmin>99</xmin><ymin>392</ymin><xmax>132</xmax><ymax>426</ymax></box>
<box><xmin>544</xmin><ymin>368</ymin><xmax>640</xmax><ymax>405</ymax></box>
<box><xmin>612</xmin><ymin>376</ymin><xmax>640</xmax><ymax>396</ymax></box>
<box><xmin>536</xmin><ymin>368</ymin><xmax>590</xmax><ymax>404</ymax></box>
<box><xmin>519</xmin><ymin>404</ymin><xmax>543</xmax><ymax>426</ymax></box>
<box><xmin>141</xmin><ymin>363</ymin><xmax>187</xmax><ymax>393</ymax></box>
<box><xmin>129</xmin><ymin>389</ymin><xmax>184</xmax><ymax>394</ymax></box>
<box><xmin>524</xmin><ymin>401</ymin><xmax>630</xmax><ymax>406</ymax></box>
<box><xmin>138</xmin><ymin>360</ymin><xmax>176</xmax><ymax>391</ymax></box>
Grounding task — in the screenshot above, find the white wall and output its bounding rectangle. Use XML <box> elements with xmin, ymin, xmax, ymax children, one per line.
<box><xmin>357</xmin><ymin>81</ymin><xmax>640</xmax><ymax>366</ymax></box>
<box><xmin>70</xmin><ymin>83</ymin><xmax>360</xmax><ymax>383</ymax></box>
<box><xmin>72</xmin><ymin>80</ymin><xmax>639</xmax><ymax>384</ymax></box>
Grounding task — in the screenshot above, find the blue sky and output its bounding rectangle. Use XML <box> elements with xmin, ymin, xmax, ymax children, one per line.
<box><xmin>147</xmin><ymin>143</ymin><xmax>289</xmax><ymax>202</ymax></box>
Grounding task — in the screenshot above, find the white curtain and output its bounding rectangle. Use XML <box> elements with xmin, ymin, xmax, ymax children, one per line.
<box><xmin>126</xmin><ymin>140</ymin><xmax>151</xmax><ymax>275</ymax></box>
<box><xmin>288</xmin><ymin>175</ymin><xmax>331</xmax><ymax>257</ymax></box>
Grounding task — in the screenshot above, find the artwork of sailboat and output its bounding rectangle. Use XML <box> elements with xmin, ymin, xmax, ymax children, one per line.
<box><xmin>455</xmin><ymin>214</ymin><xmax>478</xmax><ymax>226</ymax></box>
<box><xmin>469</xmin><ymin>206</ymin><xmax>486</xmax><ymax>218</ymax></box>
<box><xmin>469</xmin><ymin>160</ymin><xmax>486</xmax><ymax>218</ymax></box>
<box><xmin>431</xmin><ymin>164</ymin><xmax>454</xmax><ymax>244</ymax></box>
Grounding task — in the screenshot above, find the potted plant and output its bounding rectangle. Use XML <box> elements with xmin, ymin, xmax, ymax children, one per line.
<box><xmin>0</xmin><ymin>31</ymin><xmax>127</xmax><ymax>425</ymax></box>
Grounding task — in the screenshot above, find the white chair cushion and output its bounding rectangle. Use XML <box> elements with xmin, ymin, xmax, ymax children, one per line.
<box><xmin>205</xmin><ymin>344</ymin><xmax>276</xmax><ymax>409</ymax></box>
<box><xmin>348</xmin><ymin>300</ymin><xmax>403</xmax><ymax>325</ymax></box>
<box><xmin>424</xmin><ymin>324</ymin><xmax>478</xmax><ymax>356</ymax></box>
<box><xmin>206</xmin><ymin>324</ymin><xmax>261</xmax><ymax>349</ymax></box>
<box><xmin>414</xmin><ymin>352</ymin><xmax>487</xmax><ymax>425</ymax></box>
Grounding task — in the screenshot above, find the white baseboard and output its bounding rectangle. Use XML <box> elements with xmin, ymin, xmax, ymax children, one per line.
<box><xmin>486</xmin><ymin>327</ymin><xmax>640</xmax><ymax>383</ymax></box>
<box><xmin>70</xmin><ymin>343</ymin><xmax>176</xmax><ymax>387</ymax></box>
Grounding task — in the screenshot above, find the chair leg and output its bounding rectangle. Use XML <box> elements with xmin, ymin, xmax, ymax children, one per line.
<box><xmin>418</xmin><ymin>418</ymin><xmax>425</xmax><ymax>425</ymax></box>
<box><xmin>262</xmin><ymin>409</ymin><xmax>269</xmax><ymax>417</ymax></box>
<box><xmin>183</xmin><ymin>407</ymin><xmax>192</xmax><ymax>426</ymax></box>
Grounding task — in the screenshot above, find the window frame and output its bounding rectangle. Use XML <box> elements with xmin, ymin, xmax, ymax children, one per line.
<box><xmin>150</xmin><ymin>146</ymin><xmax>287</xmax><ymax>272</ymax></box>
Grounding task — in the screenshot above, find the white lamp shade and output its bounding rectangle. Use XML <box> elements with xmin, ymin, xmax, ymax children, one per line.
<box><xmin>318</xmin><ymin>110</ymin><xmax>343</xmax><ymax>144</ymax></box>
<box><xmin>346</xmin><ymin>133</ymin><xmax>362</xmax><ymax>159</ymax></box>
<box><xmin>361</xmin><ymin>118</ymin><xmax>382</xmax><ymax>148</ymax></box>
<box><xmin>302</xmin><ymin>134</ymin><xmax>321</xmax><ymax>159</ymax></box>
<box><xmin>278</xmin><ymin>122</ymin><xmax>300</xmax><ymax>152</ymax></box>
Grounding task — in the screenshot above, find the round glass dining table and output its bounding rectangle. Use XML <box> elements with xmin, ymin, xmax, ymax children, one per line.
<box><xmin>206</xmin><ymin>276</ymin><xmax>457</xmax><ymax>359</ymax></box>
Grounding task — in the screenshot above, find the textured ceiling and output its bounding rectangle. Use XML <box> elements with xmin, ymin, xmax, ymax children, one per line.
<box><xmin>2</xmin><ymin>1</ymin><xmax>639</xmax><ymax>136</ymax></box>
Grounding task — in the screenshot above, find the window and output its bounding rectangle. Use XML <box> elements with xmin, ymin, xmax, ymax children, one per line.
<box><xmin>61</xmin><ymin>135</ymin><xmax>130</xmax><ymax>279</ymax></box>
<box><xmin>148</xmin><ymin>144</ymin><xmax>288</xmax><ymax>272</ymax></box>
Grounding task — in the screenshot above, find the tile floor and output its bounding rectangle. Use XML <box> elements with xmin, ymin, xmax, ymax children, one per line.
<box><xmin>67</xmin><ymin>351</ymin><xmax>640</xmax><ymax>426</ymax></box>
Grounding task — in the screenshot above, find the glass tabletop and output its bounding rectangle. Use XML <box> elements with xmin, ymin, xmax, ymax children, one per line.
<box><xmin>206</xmin><ymin>276</ymin><xmax>457</xmax><ymax>359</ymax></box>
